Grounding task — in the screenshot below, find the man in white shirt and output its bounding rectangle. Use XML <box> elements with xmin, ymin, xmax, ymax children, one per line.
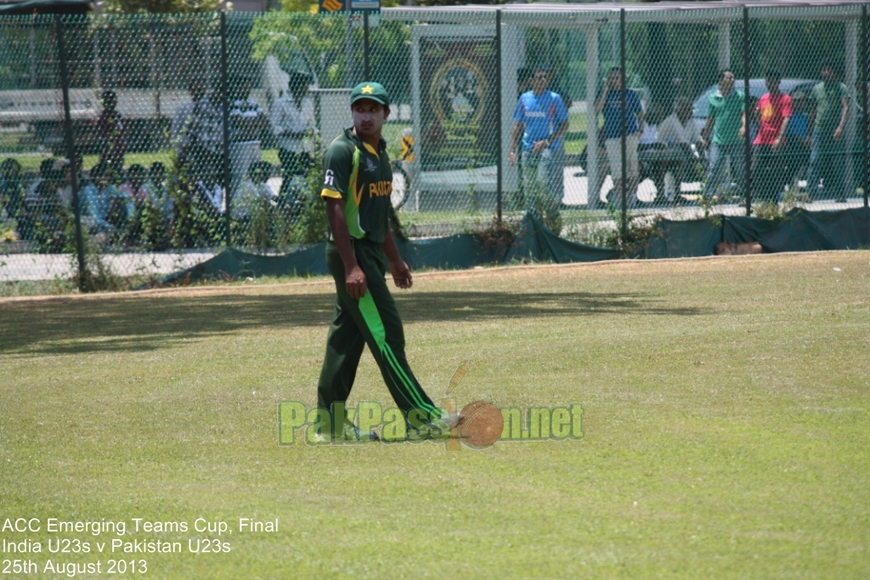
<box><xmin>655</xmin><ymin>97</ymin><xmax>704</xmax><ymax>201</ymax></box>
<box><xmin>270</xmin><ymin>71</ymin><xmax>316</xmax><ymax>203</ymax></box>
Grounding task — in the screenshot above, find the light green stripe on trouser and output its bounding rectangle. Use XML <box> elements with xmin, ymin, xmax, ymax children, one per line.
<box><xmin>317</xmin><ymin>238</ymin><xmax>438</xmax><ymax>418</ymax></box>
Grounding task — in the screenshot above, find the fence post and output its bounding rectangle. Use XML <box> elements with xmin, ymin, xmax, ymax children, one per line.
<box><xmin>742</xmin><ymin>5</ymin><xmax>752</xmax><ymax>216</ymax></box>
<box><xmin>54</xmin><ymin>14</ymin><xmax>86</xmax><ymax>291</ymax></box>
<box><xmin>863</xmin><ymin>4</ymin><xmax>869</xmax><ymax>208</ymax></box>
<box><xmin>363</xmin><ymin>11</ymin><xmax>370</xmax><ymax>81</ymax></box>
<box><xmin>619</xmin><ymin>8</ymin><xmax>627</xmax><ymax>240</ymax></box>
<box><xmin>496</xmin><ymin>9</ymin><xmax>503</xmax><ymax>223</ymax></box>
<box><xmin>220</xmin><ymin>11</ymin><xmax>232</xmax><ymax>248</ymax></box>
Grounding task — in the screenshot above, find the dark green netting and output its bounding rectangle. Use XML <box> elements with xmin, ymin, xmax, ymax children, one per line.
<box><xmin>150</xmin><ymin>212</ymin><xmax>620</xmax><ymax>286</ymax></box>
<box><xmin>651</xmin><ymin>207</ymin><xmax>870</xmax><ymax>257</ymax></box>
<box><xmin>645</xmin><ymin>217</ymin><xmax>724</xmax><ymax>259</ymax></box>
<box><xmin>725</xmin><ymin>207</ymin><xmax>870</xmax><ymax>252</ymax></box>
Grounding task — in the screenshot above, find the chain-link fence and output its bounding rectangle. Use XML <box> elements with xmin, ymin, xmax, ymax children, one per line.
<box><xmin>1</xmin><ymin>3</ymin><xmax>868</xmax><ymax>288</ymax></box>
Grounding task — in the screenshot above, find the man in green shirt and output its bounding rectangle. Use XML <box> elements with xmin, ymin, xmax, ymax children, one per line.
<box><xmin>805</xmin><ymin>63</ymin><xmax>851</xmax><ymax>202</ymax></box>
<box><xmin>701</xmin><ymin>69</ymin><xmax>747</xmax><ymax>200</ymax></box>
<box><xmin>316</xmin><ymin>81</ymin><xmax>451</xmax><ymax>443</ymax></box>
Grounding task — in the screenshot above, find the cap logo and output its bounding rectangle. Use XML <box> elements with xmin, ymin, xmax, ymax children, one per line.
<box><xmin>361</xmin><ymin>85</ymin><xmax>374</xmax><ymax>94</ymax></box>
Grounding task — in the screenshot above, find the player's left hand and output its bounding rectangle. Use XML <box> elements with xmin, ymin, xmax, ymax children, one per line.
<box><xmin>389</xmin><ymin>260</ymin><xmax>413</xmax><ymax>289</ymax></box>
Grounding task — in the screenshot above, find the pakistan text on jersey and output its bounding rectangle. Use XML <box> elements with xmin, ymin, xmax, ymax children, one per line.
<box><xmin>368</xmin><ymin>180</ymin><xmax>392</xmax><ymax>198</ymax></box>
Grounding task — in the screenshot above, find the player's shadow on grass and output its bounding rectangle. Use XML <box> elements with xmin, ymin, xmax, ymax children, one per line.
<box><xmin>0</xmin><ymin>290</ymin><xmax>705</xmax><ymax>355</ymax></box>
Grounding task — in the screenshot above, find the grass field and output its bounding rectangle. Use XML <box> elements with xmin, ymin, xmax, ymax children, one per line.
<box><xmin>1</xmin><ymin>251</ymin><xmax>869</xmax><ymax>579</ymax></box>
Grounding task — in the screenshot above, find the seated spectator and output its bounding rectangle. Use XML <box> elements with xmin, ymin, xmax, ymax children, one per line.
<box><xmin>121</xmin><ymin>164</ymin><xmax>149</xmax><ymax>244</ymax></box>
<box><xmin>233</xmin><ymin>161</ymin><xmax>276</xmax><ymax>221</ymax></box>
<box><xmin>53</xmin><ymin>158</ymin><xmax>76</xmax><ymax>211</ymax></box>
<box><xmin>637</xmin><ymin>102</ymin><xmax>668</xmax><ymax>203</ymax></box>
<box><xmin>25</xmin><ymin>166</ymin><xmax>67</xmax><ymax>252</ymax></box>
<box><xmin>144</xmin><ymin>162</ymin><xmax>173</xmax><ymax>224</ymax></box>
<box><xmin>80</xmin><ymin>162</ymin><xmax>129</xmax><ymax>241</ymax></box>
<box><xmin>639</xmin><ymin>102</ymin><xmax>664</xmax><ymax>151</ymax></box>
<box><xmin>120</xmin><ymin>164</ymin><xmax>148</xmax><ymax>204</ymax></box>
<box><xmin>655</xmin><ymin>96</ymin><xmax>704</xmax><ymax>202</ymax></box>
<box><xmin>193</xmin><ymin>175</ymin><xmax>225</xmax><ymax>245</ymax></box>
<box><xmin>195</xmin><ymin>177</ymin><xmax>224</xmax><ymax>216</ymax></box>
<box><xmin>24</xmin><ymin>158</ymin><xmax>57</xmax><ymax>207</ymax></box>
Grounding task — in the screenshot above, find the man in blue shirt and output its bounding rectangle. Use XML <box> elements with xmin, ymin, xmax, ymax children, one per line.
<box><xmin>785</xmin><ymin>91</ymin><xmax>810</xmax><ymax>195</ymax></box>
<box><xmin>594</xmin><ymin>67</ymin><xmax>644</xmax><ymax>207</ymax></box>
<box><xmin>509</xmin><ymin>64</ymin><xmax>570</xmax><ymax>213</ymax></box>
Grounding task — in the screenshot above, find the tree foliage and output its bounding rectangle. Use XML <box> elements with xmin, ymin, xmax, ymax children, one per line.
<box><xmin>102</xmin><ymin>0</ymin><xmax>220</xmax><ymax>14</ymax></box>
<box><xmin>250</xmin><ymin>10</ymin><xmax>412</xmax><ymax>98</ymax></box>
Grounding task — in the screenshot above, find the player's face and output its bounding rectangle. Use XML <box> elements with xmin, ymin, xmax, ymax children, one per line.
<box><xmin>352</xmin><ymin>99</ymin><xmax>389</xmax><ymax>140</ymax></box>
<box><xmin>720</xmin><ymin>71</ymin><xmax>735</xmax><ymax>93</ymax></box>
<box><xmin>765</xmin><ymin>77</ymin><xmax>780</xmax><ymax>94</ymax></box>
<box><xmin>607</xmin><ymin>71</ymin><xmax>622</xmax><ymax>89</ymax></box>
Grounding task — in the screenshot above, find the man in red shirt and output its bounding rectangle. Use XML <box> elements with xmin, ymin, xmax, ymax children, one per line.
<box><xmin>752</xmin><ymin>70</ymin><xmax>792</xmax><ymax>203</ymax></box>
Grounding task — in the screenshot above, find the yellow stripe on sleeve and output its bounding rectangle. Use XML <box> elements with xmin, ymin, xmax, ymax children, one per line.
<box><xmin>321</xmin><ymin>188</ymin><xmax>343</xmax><ymax>200</ymax></box>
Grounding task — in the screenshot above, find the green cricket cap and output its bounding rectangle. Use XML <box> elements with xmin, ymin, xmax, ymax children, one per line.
<box><xmin>351</xmin><ymin>82</ymin><xmax>390</xmax><ymax>107</ymax></box>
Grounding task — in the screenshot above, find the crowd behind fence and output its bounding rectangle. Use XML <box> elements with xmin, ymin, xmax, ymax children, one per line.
<box><xmin>0</xmin><ymin>3</ymin><xmax>867</xmax><ymax>288</ymax></box>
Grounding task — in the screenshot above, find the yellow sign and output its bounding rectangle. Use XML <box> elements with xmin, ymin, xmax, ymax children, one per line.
<box><xmin>319</xmin><ymin>0</ymin><xmax>344</xmax><ymax>13</ymax></box>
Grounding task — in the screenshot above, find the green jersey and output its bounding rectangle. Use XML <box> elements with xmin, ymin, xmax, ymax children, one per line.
<box><xmin>708</xmin><ymin>89</ymin><xmax>745</xmax><ymax>145</ymax></box>
<box><xmin>810</xmin><ymin>81</ymin><xmax>850</xmax><ymax>131</ymax></box>
<box><xmin>320</xmin><ymin>128</ymin><xmax>393</xmax><ymax>244</ymax></box>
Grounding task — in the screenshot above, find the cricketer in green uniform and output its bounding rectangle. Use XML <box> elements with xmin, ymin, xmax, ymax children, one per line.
<box><xmin>316</xmin><ymin>81</ymin><xmax>447</xmax><ymax>441</ymax></box>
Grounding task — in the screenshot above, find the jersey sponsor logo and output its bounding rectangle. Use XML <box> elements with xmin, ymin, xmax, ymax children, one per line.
<box><xmin>368</xmin><ymin>180</ymin><xmax>392</xmax><ymax>198</ymax></box>
<box><xmin>525</xmin><ymin>111</ymin><xmax>546</xmax><ymax>118</ymax></box>
<box><xmin>324</xmin><ymin>169</ymin><xmax>335</xmax><ymax>186</ymax></box>
<box><xmin>363</xmin><ymin>157</ymin><xmax>377</xmax><ymax>173</ymax></box>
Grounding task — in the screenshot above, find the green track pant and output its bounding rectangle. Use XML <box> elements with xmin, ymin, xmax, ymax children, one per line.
<box><xmin>317</xmin><ymin>239</ymin><xmax>438</xmax><ymax>417</ymax></box>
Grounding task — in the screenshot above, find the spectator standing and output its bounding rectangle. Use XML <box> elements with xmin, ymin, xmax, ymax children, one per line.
<box><xmin>752</xmin><ymin>71</ymin><xmax>792</xmax><ymax>203</ymax></box>
<box><xmin>805</xmin><ymin>63</ymin><xmax>851</xmax><ymax>202</ymax></box>
<box><xmin>184</xmin><ymin>91</ymin><xmax>226</xmax><ymax>245</ymax></box>
<box><xmin>228</xmin><ymin>78</ymin><xmax>268</xmax><ymax>202</ymax></box>
<box><xmin>271</xmin><ymin>71</ymin><xmax>316</xmax><ymax>204</ymax></box>
<box><xmin>1</xmin><ymin>158</ymin><xmax>25</xmax><ymax>224</ymax></box>
<box><xmin>171</xmin><ymin>80</ymin><xmax>208</xmax><ymax>167</ymax></box>
<box><xmin>187</xmin><ymin>91</ymin><xmax>225</xmax><ymax>188</ymax></box>
<box><xmin>96</xmin><ymin>90</ymin><xmax>126</xmax><ymax>175</ymax></box>
<box><xmin>509</xmin><ymin>64</ymin><xmax>570</xmax><ymax>213</ymax></box>
<box><xmin>594</xmin><ymin>66</ymin><xmax>644</xmax><ymax>206</ymax></box>
<box><xmin>784</xmin><ymin>91</ymin><xmax>811</xmax><ymax>193</ymax></box>
<box><xmin>701</xmin><ymin>69</ymin><xmax>746</xmax><ymax>202</ymax></box>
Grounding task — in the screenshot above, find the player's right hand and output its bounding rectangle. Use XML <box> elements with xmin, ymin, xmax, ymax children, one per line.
<box><xmin>345</xmin><ymin>265</ymin><xmax>367</xmax><ymax>300</ymax></box>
